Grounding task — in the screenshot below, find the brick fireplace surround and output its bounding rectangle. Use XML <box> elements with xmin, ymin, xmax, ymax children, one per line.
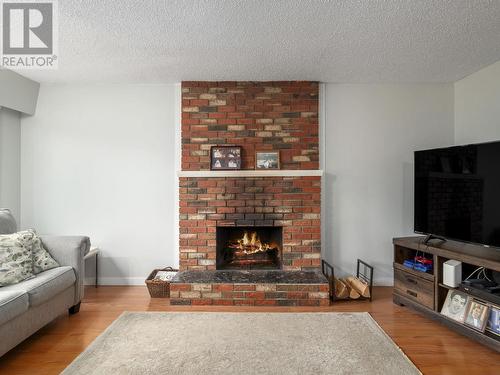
<box><xmin>170</xmin><ymin>81</ymin><xmax>329</xmax><ymax>306</ymax></box>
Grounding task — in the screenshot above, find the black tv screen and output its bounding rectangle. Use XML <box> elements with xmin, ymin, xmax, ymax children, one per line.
<box><xmin>414</xmin><ymin>141</ymin><xmax>500</xmax><ymax>248</ymax></box>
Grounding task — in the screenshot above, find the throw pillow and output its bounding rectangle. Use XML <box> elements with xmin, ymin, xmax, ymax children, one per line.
<box><xmin>27</xmin><ymin>230</ymin><xmax>59</xmax><ymax>274</ymax></box>
<box><xmin>0</xmin><ymin>230</ymin><xmax>35</xmax><ymax>286</ymax></box>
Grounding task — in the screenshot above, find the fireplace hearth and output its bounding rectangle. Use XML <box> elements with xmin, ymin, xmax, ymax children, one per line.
<box><xmin>216</xmin><ymin>227</ymin><xmax>282</xmax><ymax>270</ymax></box>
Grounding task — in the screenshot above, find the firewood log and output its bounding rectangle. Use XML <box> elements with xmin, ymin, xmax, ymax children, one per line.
<box><xmin>333</xmin><ymin>277</ymin><xmax>349</xmax><ymax>299</ymax></box>
<box><xmin>341</xmin><ymin>278</ymin><xmax>361</xmax><ymax>299</ymax></box>
<box><xmin>345</xmin><ymin>276</ymin><xmax>370</xmax><ymax>298</ymax></box>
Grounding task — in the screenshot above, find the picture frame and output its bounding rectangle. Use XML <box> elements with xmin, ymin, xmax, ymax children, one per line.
<box><xmin>440</xmin><ymin>289</ymin><xmax>469</xmax><ymax>323</ymax></box>
<box><xmin>486</xmin><ymin>305</ymin><xmax>500</xmax><ymax>336</ymax></box>
<box><xmin>210</xmin><ymin>146</ymin><xmax>242</xmax><ymax>170</ymax></box>
<box><xmin>464</xmin><ymin>299</ymin><xmax>490</xmax><ymax>332</ymax></box>
<box><xmin>255</xmin><ymin>151</ymin><xmax>280</xmax><ymax>170</ymax></box>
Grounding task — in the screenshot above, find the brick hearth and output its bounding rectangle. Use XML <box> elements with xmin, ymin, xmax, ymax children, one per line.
<box><xmin>170</xmin><ymin>281</ymin><xmax>329</xmax><ymax>306</ymax></box>
<box><xmin>170</xmin><ymin>270</ymin><xmax>329</xmax><ymax>306</ymax></box>
<box><xmin>173</xmin><ymin>81</ymin><xmax>328</xmax><ymax>306</ymax></box>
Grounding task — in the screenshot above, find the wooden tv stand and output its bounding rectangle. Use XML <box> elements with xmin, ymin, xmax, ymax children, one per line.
<box><xmin>393</xmin><ymin>236</ymin><xmax>500</xmax><ymax>352</ymax></box>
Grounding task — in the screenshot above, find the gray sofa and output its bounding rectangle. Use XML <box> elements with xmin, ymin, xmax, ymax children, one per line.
<box><xmin>0</xmin><ymin>209</ymin><xmax>90</xmax><ymax>357</ymax></box>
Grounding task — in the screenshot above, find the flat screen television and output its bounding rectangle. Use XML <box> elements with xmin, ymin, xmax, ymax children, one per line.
<box><xmin>414</xmin><ymin>141</ymin><xmax>500</xmax><ymax>248</ymax></box>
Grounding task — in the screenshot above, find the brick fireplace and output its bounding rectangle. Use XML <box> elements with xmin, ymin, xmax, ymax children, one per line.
<box><xmin>179</xmin><ymin>176</ymin><xmax>321</xmax><ymax>271</ymax></box>
<box><xmin>171</xmin><ymin>81</ymin><xmax>329</xmax><ymax>306</ymax></box>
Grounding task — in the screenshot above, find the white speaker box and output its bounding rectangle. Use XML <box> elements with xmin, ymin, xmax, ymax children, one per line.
<box><xmin>443</xmin><ymin>259</ymin><xmax>462</xmax><ymax>288</ymax></box>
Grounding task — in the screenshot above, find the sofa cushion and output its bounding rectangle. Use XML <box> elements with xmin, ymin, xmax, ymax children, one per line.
<box><xmin>0</xmin><ymin>290</ymin><xmax>29</xmax><ymax>326</ymax></box>
<box><xmin>28</xmin><ymin>230</ymin><xmax>60</xmax><ymax>274</ymax></box>
<box><xmin>0</xmin><ymin>231</ymin><xmax>35</xmax><ymax>286</ymax></box>
<box><xmin>1</xmin><ymin>266</ymin><xmax>76</xmax><ymax>307</ymax></box>
<box><xmin>0</xmin><ymin>209</ymin><xmax>17</xmax><ymax>235</ymax></box>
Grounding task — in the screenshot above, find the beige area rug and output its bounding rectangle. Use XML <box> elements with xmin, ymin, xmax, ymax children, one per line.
<box><xmin>62</xmin><ymin>312</ymin><xmax>421</xmax><ymax>375</ymax></box>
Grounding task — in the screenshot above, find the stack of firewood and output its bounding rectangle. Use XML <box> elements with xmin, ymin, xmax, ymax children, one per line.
<box><xmin>333</xmin><ymin>276</ymin><xmax>370</xmax><ymax>299</ymax></box>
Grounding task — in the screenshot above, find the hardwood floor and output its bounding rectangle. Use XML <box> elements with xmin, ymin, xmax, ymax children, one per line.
<box><xmin>0</xmin><ymin>286</ymin><xmax>499</xmax><ymax>374</ymax></box>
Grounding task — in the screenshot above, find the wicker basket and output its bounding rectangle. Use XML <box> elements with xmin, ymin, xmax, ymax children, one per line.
<box><xmin>145</xmin><ymin>267</ymin><xmax>178</xmax><ymax>298</ymax></box>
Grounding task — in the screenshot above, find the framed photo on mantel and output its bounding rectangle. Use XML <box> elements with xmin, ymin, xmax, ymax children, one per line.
<box><xmin>210</xmin><ymin>146</ymin><xmax>242</xmax><ymax>170</ymax></box>
<box><xmin>255</xmin><ymin>151</ymin><xmax>280</xmax><ymax>170</ymax></box>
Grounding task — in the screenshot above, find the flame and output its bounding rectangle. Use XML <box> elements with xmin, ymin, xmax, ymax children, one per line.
<box><xmin>234</xmin><ymin>231</ymin><xmax>274</xmax><ymax>254</ymax></box>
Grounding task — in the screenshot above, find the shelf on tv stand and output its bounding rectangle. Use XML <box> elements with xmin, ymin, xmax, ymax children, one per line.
<box><xmin>438</xmin><ymin>283</ymin><xmax>455</xmax><ymax>291</ymax></box>
<box><xmin>394</xmin><ymin>236</ymin><xmax>500</xmax><ymax>272</ymax></box>
<box><xmin>393</xmin><ymin>236</ymin><xmax>500</xmax><ymax>353</ymax></box>
<box><xmin>393</xmin><ymin>292</ymin><xmax>500</xmax><ymax>351</ymax></box>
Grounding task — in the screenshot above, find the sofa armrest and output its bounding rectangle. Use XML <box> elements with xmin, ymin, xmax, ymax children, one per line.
<box><xmin>40</xmin><ymin>235</ymin><xmax>91</xmax><ymax>305</ymax></box>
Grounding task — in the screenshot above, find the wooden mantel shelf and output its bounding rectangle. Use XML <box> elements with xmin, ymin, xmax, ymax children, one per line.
<box><xmin>177</xmin><ymin>170</ymin><xmax>324</xmax><ymax>178</ymax></box>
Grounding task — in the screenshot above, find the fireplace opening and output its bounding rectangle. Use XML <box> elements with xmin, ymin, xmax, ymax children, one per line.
<box><xmin>216</xmin><ymin>227</ymin><xmax>282</xmax><ymax>270</ymax></box>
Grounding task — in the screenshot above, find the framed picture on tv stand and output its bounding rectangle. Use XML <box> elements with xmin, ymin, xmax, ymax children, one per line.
<box><xmin>487</xmin><ymin>305</ymin><xmax>500</xmax><ymax>336</ymax></box>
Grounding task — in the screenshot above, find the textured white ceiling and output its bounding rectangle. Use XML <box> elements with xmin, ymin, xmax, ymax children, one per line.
<box><xmin>20</xmin><ymin>0</ymin><xmax>500</xmax><ymax>83</ymax></box>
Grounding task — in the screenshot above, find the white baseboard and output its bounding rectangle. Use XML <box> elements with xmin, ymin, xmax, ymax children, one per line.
<box><xmin>85</xmin><ymin>277</ymin><xmax>146</xmax><ymax>286</ymax></box>
<box><xmin>373</xmin><ymin>277</ymin><xmax>394</xmax><ymax>286</ymax></box>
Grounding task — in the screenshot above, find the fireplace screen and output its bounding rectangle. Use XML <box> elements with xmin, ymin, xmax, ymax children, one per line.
<box><xmin>216</xmin><ymin>227</ymin><xmax>282</xmax><ymax>270</ymax></box>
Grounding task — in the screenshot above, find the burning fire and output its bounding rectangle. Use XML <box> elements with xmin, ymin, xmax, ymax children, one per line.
<box><xmin>231</xmin><ymin>231</ymin><xmax>276</xmax><ymax>254</ymax></box>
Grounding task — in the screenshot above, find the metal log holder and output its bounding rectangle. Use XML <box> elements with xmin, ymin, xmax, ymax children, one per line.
<box><xmin>321</xmin><ymin>258</ymin><xmax>374</xmax><ymax>302</ymax></box>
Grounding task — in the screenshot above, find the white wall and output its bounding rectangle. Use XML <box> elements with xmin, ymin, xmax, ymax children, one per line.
<box><xmin>20</xmin><ymin>84</ymin><xmax>179</xmax><ymax>284</ymax></box>
<box><xmin>0</xmin><ymin>107</ymin><xmax>21</xmax><ymax>222</ymax></box>
<box><xmin>0</xmin><ymin>70</ymin><xmax>39</xmax><ymax>115</ymax></box>
<box><xmin>455</xmin><ymin>61</ymin><xmax>500</xmax><ymax>145</ymax></box>
<box><xmin>323</xmin><ymin>84</ymin><xmax>455</xmax><ymax>284</ymax></box>
<box><xmin>18</xmin><ymin>82</ymin><xmax>460</xmax><ymax>286</ymax></box>
<box><xmin>0</xmin><ymin>71</ymin><xmax>38</xmax><ymax>225</ymax></box>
